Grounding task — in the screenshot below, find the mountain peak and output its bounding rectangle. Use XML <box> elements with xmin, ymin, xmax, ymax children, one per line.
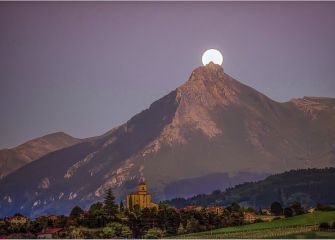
<box><xmin>176</xmin><ymin>62</ymin><xmax>238</xmax><ymax>108</ymax></box>
<box><xmin>188</xmin><ymin>62</ymin><xmax>225</xmax><ymax>84</ymax></box>
<box><xmin>204</xmin><ymin>61</ymin><xmax>223</xmax><ymax>70</ymax></box>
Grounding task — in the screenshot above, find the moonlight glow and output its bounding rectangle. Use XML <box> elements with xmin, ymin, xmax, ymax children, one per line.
<box><xmin>202</xmin><ymin>49</ymin><xmax>223</xmax><ymax>66</ymax></box>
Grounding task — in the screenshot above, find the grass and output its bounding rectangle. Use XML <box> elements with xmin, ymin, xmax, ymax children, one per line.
<box><xmin>278</xmin><ymin>231</ymin><xmax>335</xmax><ymax>239</ymax></box>
<box><xmin>177</xmin><ymin>211</ymin><xmax>335</xmax><ymax>238</ymax></box>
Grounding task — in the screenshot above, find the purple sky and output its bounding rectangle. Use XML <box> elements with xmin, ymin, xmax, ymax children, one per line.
<box><xmin>1</xmin><ymin>2</ymin><xmax>335</xmax><ymax>149</ymax></box>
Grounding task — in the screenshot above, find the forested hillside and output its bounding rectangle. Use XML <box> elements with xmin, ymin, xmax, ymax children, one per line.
<box><xmin>165</xmin><ymin>168</ymin><xmax>335</xmax><ymax>209</ymax></box>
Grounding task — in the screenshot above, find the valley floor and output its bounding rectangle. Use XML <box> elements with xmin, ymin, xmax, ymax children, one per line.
<box><xmin>177</xmin><ymin>211</ymin><xmax>335</xmax><ymax>239</ymax></box>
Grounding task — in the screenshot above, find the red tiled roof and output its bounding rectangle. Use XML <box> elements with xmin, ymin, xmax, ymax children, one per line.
<box><xmin>38</xmin><ymin>228</ymin><xmax>63</xmax><ymax>235</ymax></box>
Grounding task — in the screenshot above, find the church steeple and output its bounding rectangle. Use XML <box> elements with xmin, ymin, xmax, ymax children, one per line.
<box><xmin>138</xmin><ymin>181</ymin><xmax>147</xmax><ymax>194</ymax></box>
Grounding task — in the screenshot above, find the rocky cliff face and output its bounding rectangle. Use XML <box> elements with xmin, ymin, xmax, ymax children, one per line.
<box><xmin>0</xmin><ymin>132</ymin><xmax>81</xmax><ymax>179</ymax></box>
<box><xmin>0</xmin><ymin>63</ymin><xmax>334</xmax><ymax>217</ymax></box>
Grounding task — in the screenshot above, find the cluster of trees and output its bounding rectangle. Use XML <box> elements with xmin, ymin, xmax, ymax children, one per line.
<box><xmin>70</xmin><ymin>201</ymin><xmax>248</xmax><ymax>238</ymax></box>
<box><xmin>0</xmin><ymin>189</ymin><xmax>125</xmax><ymax>238</ymax></box>
<box><xmin>65</xmin><ymin>189</ymin><xmax>130</xmax><ymax>238</ymax></box>
<box><xmin>319</xmin><ymin>221</ymin><xmax>335</xmax><ymax>230</ymax></box>
<box><xmin>269</xmin><ymin>201</ymin><xmax>335</xmax><ymax>218</ymax></box>
<box><xmin>2</xmin><ymin>188</ymin><xmax>335</xmax><ymax>239</ymax></box>
<box><xmin>270</xmin><ymin>201</ymin><xmax>305</xmax><ymax>217</ymax></box>
<box><xmin>0</xmin><ymin>191</ymin><xmax>254</xmax><ymax>239</ymax></box>
<box><xmin>124</xmin><ymin>200</ymin><xmax>279</xmax><ymax>238</ymax></box>
<box><xmin>0</xmin><ymin>213</ymin><xmax>68</xmax><ymax>238</ymax></box>
<box><xmin>316</xmin><ymin>203</ymin><xmax>335</xmax><ymax>211</ymax></box>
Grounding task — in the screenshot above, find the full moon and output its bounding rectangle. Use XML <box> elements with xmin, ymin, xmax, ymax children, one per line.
<box><xmin>202</xmin><ymin>49</ymin><xmax>223</xmax><ymax>66</ymax></box>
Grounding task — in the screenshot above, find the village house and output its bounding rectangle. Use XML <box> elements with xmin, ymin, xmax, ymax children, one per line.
<box><xmin>258</xmin><ymin>214</ymin><xmax>274</xmax><ymax>222</ymax></box>
<box><xmin>179</xmin><ymin>205</ymin><xmax>203</xmax><ymax>212</ymax></box>
<box><xmin>260</xmin><ymin>208</ymin><xmax>271</xmax><ymax>215</ymax></box>
<box><xmin>243</xmin><ymin>212</ymin><xmax>257</xmax><ymax>223</ymax></box>
<box><xmin>37</xmin><ymin>227</ymin><xmax>63</xmax><ymax>239</ymax></box>
<box><xmin>4</xmin><ymin>215</ymin><xmax>29</xmax><ymax>224</ymax></box>
<box><xmin>308</xmin><ymin>207</ymin><xmax>316</xmax><ymax>213</ymax></box>
<box><xmin>46</xmin><ymin>215</ymin><xmax>59</xmax><ymax>221</ymax></box>
<box><xmin>126</xmin><ymin>181</ymin><xmax>158</xmax><ymax>210</ymax></box>
<box><xmin>206</xmin><ymin>206</ymin><xmax>225</xmax><ymax>215</ymax></box>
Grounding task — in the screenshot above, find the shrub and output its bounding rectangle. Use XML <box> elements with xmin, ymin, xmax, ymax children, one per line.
<box><xmin>177</xmin><ymin>224</ymin><xmax>186</xmax><ymax>235</ymax></box>
<box><xmin>316</xmin><ymin>203</ymin><xmax>335</xmax><ymax>211</ymax></box>
<box><xmin>106</xmin><ymin>222</ymin><xmax>132</xmax><ymax>238</ymax></box>
<box><xmin>143</xmin><ymin>227</ymin><xmax>165</xmax><ymax>239</ymax></box>
<box><xmin>254</xmin><ymin>219</ymin><xmax>264</xmax><ymax>223</ymax></box>
<box><xmin>331</xmin><ymin>222</ymin><xmax>335</xmax><ymax>229</ymax></box>
<box><xmin>101</xmin><ymin>223</ymin><xmax>133</xmax><ymax>238</ymax></box>
<box><xmin>185</xmin><ymin>218</ymin><xmax>200</xmax><ymax>233</ymax></box>
<box><xmin>290</xmin><ymin>202</ymin><xmax>305</xmax><ymax>215</ymax></box>
<box><xmin>68</xmin><ymin>227</ymin><xmax>85</xmax><ymax>238</ymax></box>
<box><xmin>284</xmin><ymin>207</ymin><xmax>294</xmax><ymax>218</ymax></box>
<box><xmin>102</xmin><ymin>226</ymin><xmax>117</xmax><ymax>238</ymax></box>
<box><xmin>319</xmin><ymin>222</ymin><xmax>330</xmax><ymax>229</ymax></box>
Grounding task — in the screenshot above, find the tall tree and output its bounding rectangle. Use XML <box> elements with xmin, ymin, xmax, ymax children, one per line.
<box><xmin>157</xmin><ymin>206</ymin><xmax>181</xmax><ymax>235</ymax></box>
<box><xmin>290</xmin><ymin>202</ymin><xmax>305</xmax><ymax>215</ymax></box>
<box><xmin>120</xmin><ymin>200</ymin><xmax>124</xmax><ymax>212</ymax></box>
<box><xmin>284</xmin><ymin>207</ymin><xmax>294</xmax><ymax>217</ymax></box>
<box><xmin>87</xmin><ymin>202</ymin><xmax>107</xmax><ymax>228</ymax></box>
<box><xmin>89</xmin><ymin>202</ymin><xmax>105</xmax><ymax>216</ymax></box>
<box><xmin>270</xmin><ymin>202</ymin><xmax>283</xmax><ymax>216</ymax></box>
<box><xmin>185</xmin><ymin>217</ymin><xmax>199</xmax><ymax>233</ymax></box>
<box><xmin>227</xmin><ymin>202</ymin><xmax>241</xmax><ymax>213</ymax></box>
<box><xmin>69</xmin><ymin>205</ymin><xmax>84</xmax><ymax>226</ymax></box>
<box><xmin>70</xmin><ymin>205</ymin><xmax>84</xmax><ymax>219</ymax></box>
<box><xmin>104</xmin><ymin>188</ymin><xmax>118</xmax><ymax>218</ymax></box>
<box><xmin>127</xmin><ymin>212</ymin><xmax>142</xmax><ymax>238</ymax></box>
<box><xmin>128</xmin><ymin>197</ymin><xmax>133</xmax><ymax>211</ymax></box>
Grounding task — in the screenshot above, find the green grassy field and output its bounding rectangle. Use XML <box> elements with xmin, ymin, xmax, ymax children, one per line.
<box><xmin>177</xmin><ymin>211</ymin><xmax>335</xmax><ymax>239</ymax></box>
<box><xmin>277</xmin><ymin>231</ymin><xmax>335</xmax><ymax>239</ymax></box>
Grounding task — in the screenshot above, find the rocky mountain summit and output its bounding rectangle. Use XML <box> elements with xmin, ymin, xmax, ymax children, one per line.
<box><xmin>0</xmin><ymin>132</ymin><xmax>80</xmax><ymax>179</ymax></box>
<box><xmin>0</xmin><ymin>63</ymin><xmax>334</xmax><ymax>217</ymax></box>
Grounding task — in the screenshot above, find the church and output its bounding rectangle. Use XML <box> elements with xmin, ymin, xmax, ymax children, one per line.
<box><xmin>126</xmin><ymin>181</ymin><xmax>158</xmax><ymax>210</ymax></box>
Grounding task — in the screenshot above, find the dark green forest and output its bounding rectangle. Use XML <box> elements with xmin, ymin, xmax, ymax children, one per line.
<box><xmin>165</xmin><ymin>168</ymin><xmax>335</xmax><ymax>209</ymax></box>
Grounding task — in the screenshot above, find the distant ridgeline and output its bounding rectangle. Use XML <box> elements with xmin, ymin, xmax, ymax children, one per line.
<box><xmin>165</xmin><ymin>168</ymin><xmax>335</xmax><ymax>209</ymax></box>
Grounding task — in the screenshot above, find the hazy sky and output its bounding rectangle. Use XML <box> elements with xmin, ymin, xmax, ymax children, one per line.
<box><xmin>1</xmin><ymin>2</ymin><xmax>335</xmax><ymax>149</ymax></box>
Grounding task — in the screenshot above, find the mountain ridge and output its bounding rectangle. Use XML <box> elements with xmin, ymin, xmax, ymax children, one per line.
<box><xmin>0</xmin><ymin>132</ymin><xmax>81</xmax><ymax>179</ymax></box>
<box><xmin>0</xmin><ymin>63</ymin><xmax>334</xmax><ymax>217</ymax></box>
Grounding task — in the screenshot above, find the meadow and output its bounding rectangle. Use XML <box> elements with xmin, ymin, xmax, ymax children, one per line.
<box><xmin>177</xmin><ymin>211</ymin><xmax>335</xmax><ymax>239</ymax></box>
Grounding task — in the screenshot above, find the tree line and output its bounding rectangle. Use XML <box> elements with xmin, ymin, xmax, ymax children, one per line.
<box><xmin>1</xmin><ymin>188</ymin><xmax>334</xmax><ymax>238</ymax></box>
<box><xmin>165</xmin><ymin>168</ymin><xmax>335</xmax><ymax>209</ymax></box>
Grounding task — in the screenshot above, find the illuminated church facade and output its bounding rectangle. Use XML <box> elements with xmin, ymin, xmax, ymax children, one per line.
<box><xmin>126</xmin><ymin>182</ymin><xmax>158</xmax><ymax>210</ymax></box>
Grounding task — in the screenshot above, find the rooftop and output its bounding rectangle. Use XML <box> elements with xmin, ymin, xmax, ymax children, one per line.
<box><xmin>38</xmin><ymin>228</ymin><xmax>63</xmax><ymax>235</ymax></box>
